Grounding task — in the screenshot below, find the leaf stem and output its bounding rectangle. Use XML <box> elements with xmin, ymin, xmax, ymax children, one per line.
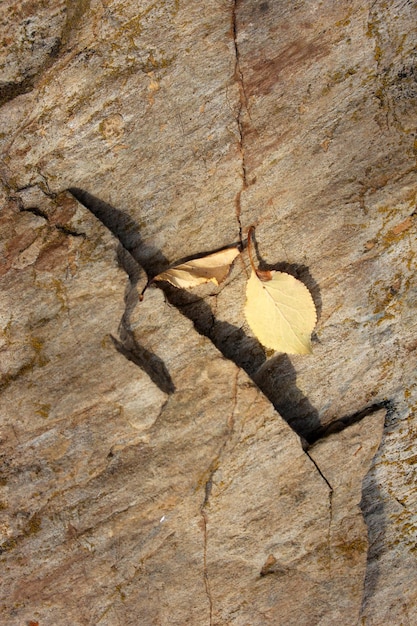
<box><xmin>139</xmin><ymin>278</ymin><xmax>153</xmax><ymax>301</ymax></box>
<box><xmin>247</xmin><ymin>225</ymin><xmax>272</xmax><ymax>281</ymax></box>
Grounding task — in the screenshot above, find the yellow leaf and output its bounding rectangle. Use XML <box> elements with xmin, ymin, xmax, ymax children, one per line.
<box><xmin>153</xmin><ymin>247</ymin><xmax>240</xmax><ymax>288</ymax></box>
<box><xmin>244</xmin><ymin>269</ymin><xmax>317</xmax><ymax>354</ymax></box>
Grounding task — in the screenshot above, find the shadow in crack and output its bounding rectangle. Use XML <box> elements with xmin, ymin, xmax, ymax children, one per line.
<box><xmin>360</xmin><ymin>467</ymin><xmax>386</xmax><ymax>617</ymax></box>
<box><xmin>112</xmin><ymin>246</ymin><xmax>175</xmax><ymax>394</ymax></box>
<box><xmin>69</xmin><ymin>187</ymin><xmax>175</xmax><ymax>395</ymax></box>
<box><xmin>252</xmin><ymin>355</ymin><xmax>321</xmax><ymax>441</ymax></box>
<box><xmin>161</xmin><ymin>283</ymin><xmax>321</xmax><ymax>442</ymax></box>
<box><xmin>68</xmin><ymin>188</ymin><xmax>321</xmax><ymax>441</ymax></box>
<box><xmin>68</xmin><ymin>187</ymin><xmax>168</xmax><ymax>275</ymax></box>
<box><xmin>359</xmin><ymin>417</ymin><xmax>390</xmax><ymax>618</ymax></box>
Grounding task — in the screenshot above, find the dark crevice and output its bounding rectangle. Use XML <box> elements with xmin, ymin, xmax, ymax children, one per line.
<box><xmin>19</xmin><ymin>206</ymin><xmax>48</xmax><ymax>220</ymax></box>
<box><xmin>306</xmin><ymin>400</ymin><xmax>393</xmax><ymax>445</ymax></box>
<box><xmin>231</xmin><ymin>0</ymin><xmax>249</xmax><ymax>157</ymax></box>
<box><xmin>55</xmin><ymin>224</ymin><xmax>86</xmax><ymax>238</ymax></box>
<box><xmin>33</xmin><ymin>173</ymin><xmax>58</xmax><ymax>198</ymax></box>
<box><xmin>10</xmin><ymin>182</ymin><xmax>49</xmax><ymax>209</ymax></box>
<box><xmin>18</xmin><ymin>206</ymin><xmax>85</xmax><ymax>238</ymax></box>
<box><xmin>0</xmin><ymin>34</ymin><xmax>63</xmax><ymax>108</ymax></box>
<box><xmin>306</xmin><ymin>448</ymin><xmax>334</xmax><ymax>563</ymax></box>
<box><xmin>14</xmin><ymin>179</ymin><xmax>57</xmax><ymax>199</ymax></box>
<box><xmin>68</xmin><ymin>191</ymin><xmax>392</xmax><ymax>446</ymax></box>
<box><xmin>110</xmin><ymin>334</ymin><xmax>175</xmax><ymax>395</ymax></box>
<box><xmin>360</xmin><ymin>423</ymin><xmax>388</xmax><ymax>616</ymax></box>
<box><xmin>305</xmin><ymin>450</ymin><xmax>333</xmax><ymax>492</ymax></box>
<box><xmin>0</xmin><ymin>77</ymin><xmax>35</xmax><ymax>108</ymax></box>
<box><xmin>305</xmin><ymin>447</ymin><xmax>333</xmax><ymax>565</ymax></box>
<box><xmin>115</xmin><ymin>245</ymin><xmax>175</xmax><ymax>394</ymax></box>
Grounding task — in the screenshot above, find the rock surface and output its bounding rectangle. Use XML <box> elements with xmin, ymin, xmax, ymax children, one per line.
<box><xmin>1</xmin><ymin>1</ymin><xmax>416</xmax><ymax>624</ymax></box>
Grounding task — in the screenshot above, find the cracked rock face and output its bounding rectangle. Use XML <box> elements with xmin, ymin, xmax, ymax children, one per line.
<box><xmin>1</xmin><ymin>1</ymin><xmax>416</xmax><ymax>624</ymax></box>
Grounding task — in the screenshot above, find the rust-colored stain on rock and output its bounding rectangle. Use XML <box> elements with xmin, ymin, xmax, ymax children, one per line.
<box><xmin>245</xmin><ymin>38</ymin><xmax>329</xmax><ymax>98</ymax></box>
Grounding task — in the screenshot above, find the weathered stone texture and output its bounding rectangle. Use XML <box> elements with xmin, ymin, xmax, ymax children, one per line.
<box><xmin>1</xmin><ymin>1</ymin><xmax>416</xmax><ymax>624</ymax></box>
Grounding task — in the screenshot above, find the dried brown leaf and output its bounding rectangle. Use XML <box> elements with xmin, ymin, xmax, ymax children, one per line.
<box><xmin>153</xmin><ymin>247</ymin><xmax>240</xmax><ymax>288</ymax></box>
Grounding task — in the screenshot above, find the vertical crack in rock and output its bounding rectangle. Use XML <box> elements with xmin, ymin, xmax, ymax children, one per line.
<box><xmin>200</xmin><ymin>369</ymin><xmax>239</xmax><ymax>625</ymax></box>
<box><xmin>304</xmin><ymin>403</ymin><xmax>391</xmax><ymax>572</ymax></box>
<box><xmin>305</xmin><ymin>450</ymin><xmax>333</xmax><ymax>569</ymax></box>
<box><xmin>305</xmin><ymin>450</ymin><xmax>333</xmax><ymax>492</ymax></box>
<box><xmin>309</xmin><ymin>407</ymin><xmax>387</xmax><ymax>607</ymax></box>
<box><xmin>367</xmin><ymin>15</ymin><xmax>391</xmax><ymax>130</ymax></box>
<box><xmin>201</xmin><ymin>481</ymin><xmax>213</xmax><ymax>626</ymax></box>
<box><xmin>231</xmin><ymin>0</ymin><xmax>248</xmax><ymax>244</ymax></box>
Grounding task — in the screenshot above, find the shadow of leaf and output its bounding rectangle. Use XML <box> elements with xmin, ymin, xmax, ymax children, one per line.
<box><xmin>251</xmin><ymin>227</ymin><xmax>322</xmax><ymax>320</ymax></box>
